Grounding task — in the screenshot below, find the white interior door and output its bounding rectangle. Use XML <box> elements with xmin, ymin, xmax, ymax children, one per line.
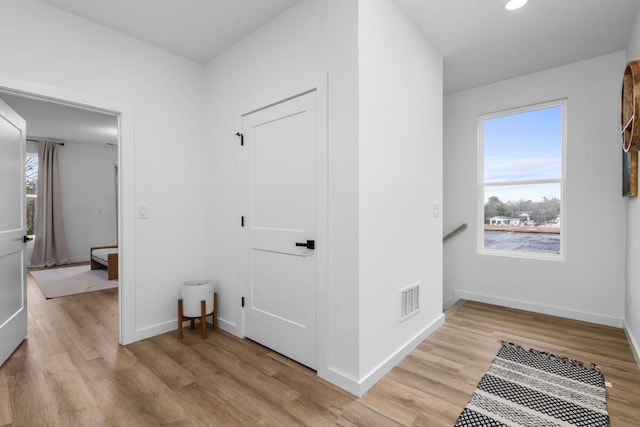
<box><xmin>242</xmin><ymin>90</ymin><xmax>318</xmax><ymax>369</ymax></box>
<box><xmin>0</xmin><ymin>97</ymin><xmax>27</xmax><ymax>367</ymax></box>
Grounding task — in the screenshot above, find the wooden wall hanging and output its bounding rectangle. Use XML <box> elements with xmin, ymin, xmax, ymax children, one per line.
<box><xmin>622</xmin><ymin>60</ymin><xmax>640</xmax><ymax>197</ymax></box>
<box><xmin>623</xmin><ymin>150</ymin><xmax>638</xmax><ymax>197</ymax></box>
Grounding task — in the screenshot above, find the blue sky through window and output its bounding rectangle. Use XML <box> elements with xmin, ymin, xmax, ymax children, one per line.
<box><xmin>483</xmin><ymin>105</ymin><xmax>562</xmax><ymax>203</ymax></box>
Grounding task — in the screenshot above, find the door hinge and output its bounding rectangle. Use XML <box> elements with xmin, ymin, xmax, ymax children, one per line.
<box><xmin>241</xmin><ymin>297</ymin><xmax>245</xmax><ymax>307</ymax></box>
<box><xmin>241</xmin><ymin>216</ymin><xmax>245</xmax><ymax>227</ymax></box>
<box><xmin>236</xmin><ymin>132</ymin><xmax>244</xmax><ymax>146</ymax></box>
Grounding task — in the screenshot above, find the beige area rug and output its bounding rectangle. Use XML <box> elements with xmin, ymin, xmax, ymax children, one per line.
<box><xmin>30</xmin><ymin>265</ymin><xmax>118</xmax><ymax>299</ymax></box>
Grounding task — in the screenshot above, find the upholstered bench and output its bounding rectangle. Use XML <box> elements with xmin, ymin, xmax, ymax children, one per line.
<box><xmin>90</xmin><ymin>245</ymin><xmax>119</xmax><ymax>280</ymax></box>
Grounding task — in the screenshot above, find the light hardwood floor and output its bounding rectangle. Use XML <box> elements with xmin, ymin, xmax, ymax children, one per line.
<box><xmin>1</xmin><ymin>274</ymin><xmax>639</xmax><ymax>426</ymax></box>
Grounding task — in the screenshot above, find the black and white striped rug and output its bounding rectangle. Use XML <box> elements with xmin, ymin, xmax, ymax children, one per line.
<box><xmin>455</xmin><ymin>341</ymin><xmax>610</xmax><ymax>426</ymax></box>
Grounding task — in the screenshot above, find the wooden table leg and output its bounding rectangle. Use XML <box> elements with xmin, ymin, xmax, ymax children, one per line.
<box><xmin>200</xmin><ymin>300</ymin><xmax>207</xmax><ymax>339</ymax></box>
<box><xmin>213</xmin><ymin>292</ymin><xmax>218</xmax><ymax>330</ymax></box>
<box><xmin>178</xmin><ymin>299</ymin><xmax>183</xmax><ymax>339</ymax></box>
<box><xmin>179</xmin><ymin>296</ymin><xmax>216</xmax><ymax>340</ymax></box>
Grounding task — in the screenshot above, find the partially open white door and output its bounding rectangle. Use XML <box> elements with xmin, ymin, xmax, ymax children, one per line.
<box><xmin>242</xmin><ymin>90</ymin><xmax>318</xmax><ymax>369</ymax></box>
<box><xmin>0</xmin><ymin>97</ymin><xmax>27</xmax><ymax>367</ymax></box>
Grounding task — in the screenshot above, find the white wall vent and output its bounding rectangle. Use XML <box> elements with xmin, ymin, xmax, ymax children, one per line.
<box><xmin>399</xmin><ymin>283</ymin><xmax>420</xmax><ymax>321</ymax></box>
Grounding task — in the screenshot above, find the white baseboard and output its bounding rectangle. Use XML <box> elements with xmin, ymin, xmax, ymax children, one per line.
<box><xmin>27</xmin><ymin>256</ymin><xmax>90</xmax><ymax>268</ymax></box>
<box><xmin>319</xmin><ymin>313</ymin><xmax>446</xmax><ymax>397</ymax></box>
<box><xmin>624</xmin><ymin>322</ymin><xmax>640</xmax><ymax>370</ymax></box>
<box><xmin>123</xmin><ymin>316</ymin><xmax>238</xmax><ymax>345</ymax></box>
<box><xmin>318</xmin><ymin>367</ymin><xmax>360</xmax><ymax>397</ymax></box>
<box><xmin>455</xmin><ymin>290</ymin><xmax>623</xmax><ymax>328</ymax></box>
<box><xmin>126</xmin><ymin>320</ymin><xmax>178</xmax><ymax>344</ymax></box>
<box><xmin>217</xmin><ymin>317</ymin><xmax>239</xmax><ymax>336</ymax></box>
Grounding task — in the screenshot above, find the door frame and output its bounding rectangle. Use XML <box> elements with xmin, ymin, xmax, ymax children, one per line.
<box><xmin>235</xmin><ymin>73</ymin><xmax>328</xmax><ymax>374</ymax></box>
<box><xmin>0</xmin><ymin>78</ymin><xmax>136</xmax><ymax>345</ymax></box>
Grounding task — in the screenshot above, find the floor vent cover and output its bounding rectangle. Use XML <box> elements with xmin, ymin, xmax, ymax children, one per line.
<box><xmin>400</xmin><ymin>284</ymin><xmax>420</xmax><ymax>321</ymax></box>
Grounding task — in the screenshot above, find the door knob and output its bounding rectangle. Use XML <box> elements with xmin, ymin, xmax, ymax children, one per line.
<box><xmin>295</xmin><ymin>240</ymin><xmax>315</xmax><ymax>250</ymax></box>
<box><xmin>23</xmin><ymin>235</ymin><xmax>33</xmax><ymax>243</ymax></box>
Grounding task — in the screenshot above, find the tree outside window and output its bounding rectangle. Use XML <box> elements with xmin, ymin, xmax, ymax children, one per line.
<box><xmin>26</xmin><ymin>153</ymin><xmax>38</xmax><ymax>236</ymax></box>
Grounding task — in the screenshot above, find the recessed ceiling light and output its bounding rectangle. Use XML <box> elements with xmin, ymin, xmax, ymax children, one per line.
<box><xmin>505</xmin><ymin>0</ymin><xmax>528</xmax><ymax>11</ymax></box>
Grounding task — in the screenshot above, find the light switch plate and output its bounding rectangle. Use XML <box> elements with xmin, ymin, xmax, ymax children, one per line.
<box><xmin>137</xmin><ymin>204</ymin><xmax>149</xmax><ymax>219</ymax></box>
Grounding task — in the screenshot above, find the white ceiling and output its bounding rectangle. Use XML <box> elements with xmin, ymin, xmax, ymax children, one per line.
<box><xmin>393</xmin><ymin>0</ymin><xmax>640</xmax><ymax>93</ymax></box>
<box><xmin>39</xmin><ymin>0</ymin><xmax>640</xmax><ymax>94</ymax></box>
<box><xmin>0</xmin><ymin>92</ymin><xmax>118</xmax><ymax>145</ymax></box>
<box><xmin>39</xmin><ymin>0</ymin><xmax>301</xmax><ymax>64</ymax></box>
<box><xmin>7</xmin><ymin>0</ymin><xmax>640</xmax><ymax>143</ymax></box>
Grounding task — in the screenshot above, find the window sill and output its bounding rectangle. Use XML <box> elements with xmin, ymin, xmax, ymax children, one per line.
<box><xmin>478</xmin><ymin>248</ymin><xmax>565</xmax><ymax>262</ymax></box>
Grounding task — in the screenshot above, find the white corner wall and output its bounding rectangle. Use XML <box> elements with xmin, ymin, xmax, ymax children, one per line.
<box><xmin>444</xmin><ymin>51</ymin><xmax>627</xmax><ymax>327</ymax></box>
<box><xmin>625</xmin><ymin>8</ymin><xmax>640</xmax><ymax>365</ymax></box>
<box><xmin>357</xmin><ymin>0</ymin><xmax>443</xmax><ymax>392</ymax></box>
<box><xmin>0</xmin><ymin>0</ymin><xmax>207</xmax><ymax>343</ymax></box>
<box><xmin>204</xmin><ymin>0</ymin><xmax>361</xmax><ymax>390</ymax></box>
<box><xmin>58</xmin><ymin>142</ymin><xmax>117</xmax><ymax>263</ymax></box>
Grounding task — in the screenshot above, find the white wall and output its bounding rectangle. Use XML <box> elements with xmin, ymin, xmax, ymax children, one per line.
<box><xmin>204</xmin><ymin>0</ymin><xmax>361</xmax><ymax>390</ymax></box>
<box><xmin>0</xmin><ymin>0</ymin><xmax>207</xmax><ymax>343</ymax></box>
<box><xmin>204</xmin><ymin>0</ymin><xmax>445</xmax><ymax>395</ymax></box>
<box><xmin>57</xmin><ymin>141</ymin><xmax>118</xmax><ymax>263</ymax></box>
<box><xmin>444</xmin><ymin>51</ymin><xmax>627</xmax><ymax>327</ymax></box>
<box><xmin>358</xmin><ymin>0</ymin><xmax>443</xmax><ymax>386</ymax></box>
<box><xmin>625</xmin><ymin>8</ymin><xmax>640</xmax><ymax>364</ymax></box>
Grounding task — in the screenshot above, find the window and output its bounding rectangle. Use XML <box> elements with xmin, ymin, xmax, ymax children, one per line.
<box><xmin>26</xmin><ymin>153</ymin><xmax>38</xmax><ymax>236</ymax></box>
<box><xmin>479</xmin><ymin>101</ymin><xmax>565</xmax><ymax>258</ymax></box>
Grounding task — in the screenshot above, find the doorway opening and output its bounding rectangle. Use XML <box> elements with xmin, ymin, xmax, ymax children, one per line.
<box><xmin>0</xmin><ymin>88</ymin><xmax>124</xmax><ymax>344</ymax></box>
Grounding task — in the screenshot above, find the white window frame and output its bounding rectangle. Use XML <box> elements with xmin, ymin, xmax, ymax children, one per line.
<box><xmin>477</xmin><ymin>99</ymin><xmax>567</xmax><ymax>261</ymax></box>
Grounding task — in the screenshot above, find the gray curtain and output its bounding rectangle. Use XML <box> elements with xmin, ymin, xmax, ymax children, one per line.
<box><xmin>31</xmin><ymin>141</ymin><xmax>70</xmax><ymax>267</ymax></box>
